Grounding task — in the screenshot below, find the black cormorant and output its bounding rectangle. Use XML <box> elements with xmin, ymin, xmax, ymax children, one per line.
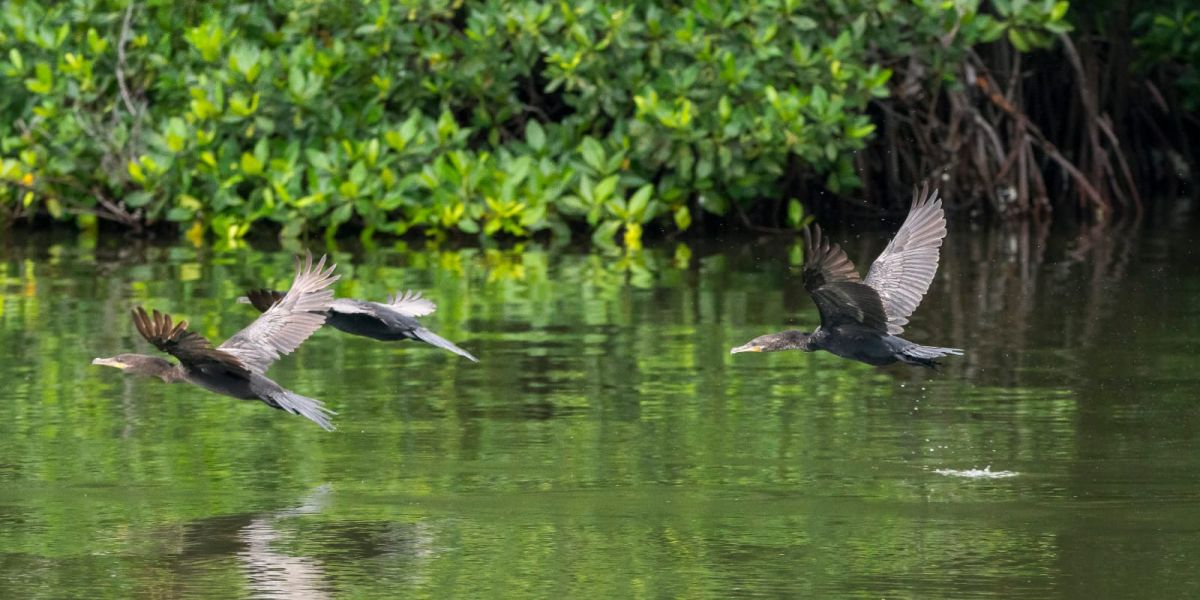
<box><xmin>238</xmin><ymin>288</ymin><xmax>477</xmax><ymax>362</ymax></box>
<box><xmin>731</xmin><ymin>185</ymin><xmax>963</xmax><ymax>368</ymax></box>
<box><xmin>92</xmin><ymin>253</ymin><xmax>341</xmax><ymax>430</ymax></box>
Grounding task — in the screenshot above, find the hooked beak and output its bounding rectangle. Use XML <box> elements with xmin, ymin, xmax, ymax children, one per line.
<box><xmin>730</xmin><ymin>343</ymin><xmax>763</xmax><ymax>354</ymax></box>
<box><xmin>92</xmin><ymin>357</ymin><xmax>127</xmax><ymax>369</ymax></box>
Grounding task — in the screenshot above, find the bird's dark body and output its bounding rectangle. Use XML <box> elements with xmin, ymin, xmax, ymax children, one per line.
<box><xmin>182</xmin><ymin>364</ymin><xmax>258</xmax><ymax>399</ymax></box>
<box><xmin>181</xmin><ymin>365</ymin><xmax>291</xmax><ymax>404</ymax></box>
<box><xmin>811</xmin><ymin>326</ymin><xmax>933</xmax><ymax>367</ymax></box>
<box><xmin>325</xmin><ymin>307</ymin><xmax>421</xmax><ymax>342</ymax></box>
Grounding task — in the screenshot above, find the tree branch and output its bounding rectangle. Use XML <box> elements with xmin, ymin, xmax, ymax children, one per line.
<box><xmin>116</xmin><ymin>3</ymin><xmax>139</xmax><ymax>117</ymax></box>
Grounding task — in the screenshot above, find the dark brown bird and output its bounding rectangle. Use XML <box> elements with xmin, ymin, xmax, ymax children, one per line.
<box><xmin>238</xmin><ymin>289</ymin><xmax>476</xmax><ymax>362</ymax></box>
<box><xmin>92</xmin><ymin>253</ymin><xmax>341</xmax><ymax>430</ymax></box>
<box><xmin>731</xmin><ymin>185</ymin><xmax>963</xmax><ymax>368</ymax></box>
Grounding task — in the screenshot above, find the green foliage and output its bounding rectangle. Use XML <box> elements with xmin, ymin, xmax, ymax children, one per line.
<box><xmin>1</xmin><ymin>0</ymin><xmax>1079</xmax><ymax>244</ymax></box>
<box><xmin>1134</xmin><ymin>4</ymin><xmax>1200</xmax><ymax>110</ymax></box>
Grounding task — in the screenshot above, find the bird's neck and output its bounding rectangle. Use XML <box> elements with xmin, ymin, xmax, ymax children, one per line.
<box><xmin>775</xmin><ymin>330</ymin><xmax>818</xmax><ymax>352</ymax></box>
<box><xmin>146</xmin><ymin>361</ymin><xmax>187</xmax><ymax>383</ymax></box>
<box><xmin>804</xmin><ymin>328</ymin><xmax>827</xmax><ymax>351</ymax></box>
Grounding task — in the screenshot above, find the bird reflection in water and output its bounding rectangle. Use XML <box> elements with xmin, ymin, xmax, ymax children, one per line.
<box><xmin>164</xmin><ymin>485</ymin><xmax>438</xmax><ymax>597</ymax></box>
<box><xmin>237</xmin><ymin>485</ymin><xmax>333</xmax><ymax>600</ymax></box>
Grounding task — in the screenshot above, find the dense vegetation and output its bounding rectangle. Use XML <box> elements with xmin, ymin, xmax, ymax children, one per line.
<box><xmin>1</xmin><ymin>0</ymin><xmax>1195</xmax><ymax>246</ymax></box>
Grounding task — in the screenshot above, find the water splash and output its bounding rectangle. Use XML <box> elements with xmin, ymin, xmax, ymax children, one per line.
<box><xmin>933</xmin><ymin>466</ymin><xmax>1019</xmax><ymax>479</ymax></box>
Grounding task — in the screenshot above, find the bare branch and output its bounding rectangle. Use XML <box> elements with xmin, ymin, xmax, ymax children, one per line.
<box><xmin>92</xmin><ymin>186</ymin><xmax>141</xmax><ymax>228</ymax></box>
<box><xmin>116</xmin><ymin>3</ymin><xmax>139</xmax><ymax>117</ymax></box>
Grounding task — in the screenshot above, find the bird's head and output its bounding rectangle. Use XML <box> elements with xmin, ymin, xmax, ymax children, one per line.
<box><xmin>92</xmin><ymin>353</ymin><xmax>176</xmax><ymax>380</ymax></box>
<box><xmin>730</xmin><ymin>330</ymin><xmax>813</xmax><ymax>354</ymax></box>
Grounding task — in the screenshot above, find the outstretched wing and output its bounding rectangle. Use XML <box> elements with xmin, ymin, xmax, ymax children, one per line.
<box><xmin>132</xmin><ymin>306</ymin><xmax>249</xmax><ymax>376</ymax></box>
<box><xmin>802</xmin><ymin>225</ymin><xmax>889</xmax><ymax>332</ymax></box>
<box><xmin>801</xmin><ymin>225</ymin><xmax>862</xmax><ymax>290</ymax></box>
<box><xmin>219</xmin><ymin>253</ymin><xmax>339</xmax><ymax>373</ymax></box>
<box><xmin>863</xmin><ymin>184</ymin><xmax>947</xmax><ymax>335</ymax></box>
<box><xmin>386</xmin><ymin>290</ymin><xmax>436</xmax><ymax>317</ymax></box>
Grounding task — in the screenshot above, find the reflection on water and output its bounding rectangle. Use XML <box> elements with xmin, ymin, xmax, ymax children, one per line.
<box><xmin>1</xmin><ymin>213</ymin><xmax>1199</xmax><ymax>598</ymax></box>
<box><xmin>236</xmin><ymin>486</ymin><xmax>333</xmax><ymax>600</ymax></box>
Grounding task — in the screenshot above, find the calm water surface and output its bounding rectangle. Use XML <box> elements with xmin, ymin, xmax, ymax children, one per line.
<box><xmin>1</xmin><ymin>217</ymin><xmax>1198</xmax><ymax>598</ymax></box>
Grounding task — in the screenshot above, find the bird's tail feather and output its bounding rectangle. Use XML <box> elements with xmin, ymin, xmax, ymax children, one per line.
<box><xmin>903</xmin><ymin>344</ymin><xmax>964</xmax><ymax>359</ymax></box>
<box><xmin>412</xmin><ymin>327</ymin><xmax>478</xmax><ymax>362</ymax></box>
<box><xmin>264</xmin><ymin>389</ymin><xmax>337</xmax><ymax>431</ymax></box>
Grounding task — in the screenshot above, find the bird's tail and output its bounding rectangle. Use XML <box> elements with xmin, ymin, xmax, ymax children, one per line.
<box><xmin>262</xmin><ymin>389</ymin><xmax>337</xmax><ymax>431</ymax></box>
<box><xmin>900</xmin><ymin>344</ymin><xmax>964</xmax><ymax>370</ymax></box>
<box><xmin>412</xmin><ymin>327</ymin><xmax>478</xmax><ymax>362</ymax></box>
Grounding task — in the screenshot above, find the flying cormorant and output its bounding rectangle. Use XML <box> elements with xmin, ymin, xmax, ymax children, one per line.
<box><xmin>238</xmin><ymin>287</ymin><xmax>477</xmax><ymax>362</ymax></box>
<box><xmin>92</xmin><ymin>253</ymin><xmax>341</xmax><ymax>430</ymax></box>
<box><xmin>731</xmin><ymin>185</ymin><xmax>963</xmax><ymax>368</ymax></box>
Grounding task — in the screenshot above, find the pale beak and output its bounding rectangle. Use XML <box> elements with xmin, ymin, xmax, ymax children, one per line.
<box><xmin>235</xmin><ymin>296</ymin><xmax>251</xmax><ymax>304</ymax></box>
<box><xmin>92</xmin><ymin>357</ymin><xmax>127</xmax><ymax>369</ymax></box>
<box><xmin>730</xmin><ymin>343</ymin><xmax>763</xmax><ymax>354</ymax></box>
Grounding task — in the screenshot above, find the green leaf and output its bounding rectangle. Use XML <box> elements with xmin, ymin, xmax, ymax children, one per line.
<box><xmin>674</xmin><ymin>205</ymin><xmax>692</xmax><ymax>231</ymax></box>
<box><xmin>127</xmin><ymin>160</ymin><xmax>146</xmax><ymax>184</ymax></box>
<box><xmin>794</xmin><ymin>16</ymin><xmax>818</xmax><ymax>31</ymax></box>
<box><xmin>580</xmin><ymin>137</ymin><xmax>606</xmax><ymax>172</ymax></box>
<box><xmin>591</xmin><ymin>219</ymin><xmax>621</xmax><ymax>247</ymax></box>
<box><xmin>349</xmin><ymin>161</ymin><xmax>367</xmax><ymax>187</ymax></box>
<box><xmin>123</xmin><ymin>191</ymin><xmax>154</xmax><ymax>208</ymax></box>
<box><xmin>628</xmin><ymin>184</ymin><xmax>653</xmax><ymax>219</ymax></box>
<box><xmin>458</xmin><ymin>218</ymin><xmax>480</xmax><ymax>234</ymax></box>
<box><xmin>1050</xmin><ymin>1</ymin><xmax>1069</xmax><ymax>21</ymax></box>
<box><xmin>306</xmin><ymin>150</ymin><xmax>331</xmax><ymax>171</ymax></box>
<box><xmin>166</xmin><ymin>207</ymin><xmax>195</xmax><ymax>222</ymax></box>
<box><xmin>24</xmin><ymin>62</ymin><xmax>53</xmax><ymax>95</ymax></box>
<box><xmin>594</xmin><ymin>174</ymin><xmax>619</xmax><ymax>202</ymax></box>
<box><xmin>328</xmin><ymin>202</ymin><xmax>353</xmax><ymax>225</ymax></box>
<box><xmin>165</xmin><ymin>118</ymin><xmax>188</xmax><ymax>153</ymax></box>
<box><xmin>787</xmin><ymin>199</ymin><xmax>807</xmax><ymax>228</ymax></box>
<box><xmin>526</xmin><ymin>120</ymin><xmax>546</xmax><ymax>151</ymax></box>
<box><xmin>847</xmin><ymin>122</ymin><xmax>876</xmax><ymax>139</ymax></box>
<box><xmin>698</xmin><ymin>193</ymin><xmax>728</xmax><ymax>216</ymax></box>
<box><xmin>1007</xmin><ymin>28</ymin><xmax>1031</xmax><ymax>52</ymax></box>
<box><xmin>240</xmin><ymin>152</ymin><xmax>263</xmax><ymax>176</ymax></box>
<box><xmin>718</xmin><ymin>95</ymin><xmax>732</xmax><ymax>122</ymax></box>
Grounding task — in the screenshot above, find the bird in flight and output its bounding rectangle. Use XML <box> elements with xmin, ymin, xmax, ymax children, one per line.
<box><xmin>238</xmin><ymin>288</ymin><xmax>477</xmax><ymax>362</ymax></box>
<box><xmin>92</xmin><ymin>253</ymin><xmax>341</xmax><ymax>430</ymax></box>
<box><xmin>731</xmin><ymin>184</ymin><xmax>963</xmax><ymax>368</ymax></box>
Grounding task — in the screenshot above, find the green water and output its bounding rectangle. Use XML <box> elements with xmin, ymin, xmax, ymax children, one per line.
<box><xmin>1</xmin><ymin>221</ymin><xmax>1199</xmax><ymax>598</ymax></box>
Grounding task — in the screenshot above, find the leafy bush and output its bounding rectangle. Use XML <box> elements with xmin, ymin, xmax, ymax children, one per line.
<box><xmin>1134</xmin><ymin>5</ymin><xmax>1200</xmax><ymax>111</ymax></box>
<box><xmin>2</xmin><ymin>0</ymin><xmax>1076</xmax><ymax>246</ymax></box>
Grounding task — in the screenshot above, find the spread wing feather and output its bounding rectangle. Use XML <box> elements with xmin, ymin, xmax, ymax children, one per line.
<box><xmin>801</xmin><ymin>225</ymin><xmax>862</xmax><ymax>290</ymax></box>
<box><xmin>863</xmin><ymin>184</ymin><xmax>947</xmax><ymax>335</ymax></box>
<box><xmin>801</xmin><ymin>225</ymin><xmax>889</xmax><ymax>332</ymax></box>
<box><xmin>219</xmin><ymin>252</ymin><xmax>339</xmax><ymax>373</ymax></box>
<box><xmin>131</xmin><ymin>306</ymin><xmax>249</xmax><ymax>375</ymax></box>
<box><xmin>387</xmin><ymin>290</ymin><xmax>437</xmax><ymax>317</ymax></box>
<box><xmin>808</xmin><ymin>282</ymin><xmax>890</xmax><ymax>331</ymax></box>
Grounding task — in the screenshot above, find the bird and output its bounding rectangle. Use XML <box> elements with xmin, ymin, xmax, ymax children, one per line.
<box><xmin>237</xmin><ymin>287</ymin><xmax>477</xmax><ymax>362</ymax></box>
<box><xmin>92</xmin><ymin>253</ymin><xmax>341</xmax><ymax>430</ymax></box>
<box><xmin>730</xmin><ymin>184</ymin><xmax>963</xmax><ymax>368</ymax></box>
